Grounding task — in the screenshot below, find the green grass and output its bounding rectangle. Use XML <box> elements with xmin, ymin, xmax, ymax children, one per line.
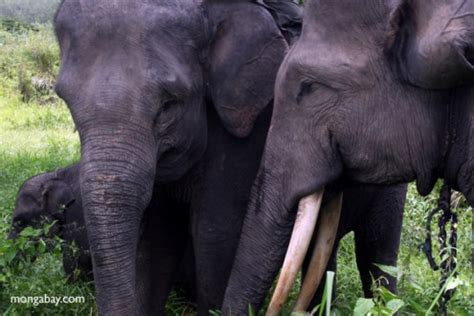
<box><xmin>0</xmin><ymin>21</ymin><xmax>472</xmax><ymax>316</ymax></box>
<box><xmin>0</xmin><ymin>22</ymin><xmax>93</xmax><ymax>315</ymax></box>
<box><xmin>0</xmin><ymin>85</ymin><xmax>92</xmax><ymax>314</ymax></box>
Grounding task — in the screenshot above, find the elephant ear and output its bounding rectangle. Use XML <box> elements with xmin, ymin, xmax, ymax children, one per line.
<box><xmin>208</xmin><ymin>3</ymin><xmax>288</xmax><ymax>137</ymax></box>
<box><xmin>387</xmin><ymin>0</ymin><xmax>474</xmax><ymax>89</ymax></box>
<box><xmin>41</xmin><ymin>179</ymin><xmax>75</xmax><ymax>220</ymax></box>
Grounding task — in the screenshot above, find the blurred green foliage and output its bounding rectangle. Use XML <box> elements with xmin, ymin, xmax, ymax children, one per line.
<box><xmin>0</xmin><ymin>0</ymin><xmax>61</xmax><ymax>24</ymax></box>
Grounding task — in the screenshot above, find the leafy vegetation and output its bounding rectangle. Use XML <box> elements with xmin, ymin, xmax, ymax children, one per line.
<box><xmin>0</xmin><ymin>12</ymin><xmax>472</xmax><ymax>316</ymax></box>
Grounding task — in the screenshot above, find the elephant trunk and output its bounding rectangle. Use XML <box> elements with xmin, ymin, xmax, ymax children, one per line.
<box><xmin>222</xmin><ymin>165</ymin><xmax>338</xmax><ymax>314</ymax></box>
<box><xmin>221</xmin><ymin>168</ymin><xmax>300</xmax><ymax>314</ymax></box>
<box><xmin>80</xmin><ymin>130</ymin><xmax>156</xmax><ymax>314</ymax></box>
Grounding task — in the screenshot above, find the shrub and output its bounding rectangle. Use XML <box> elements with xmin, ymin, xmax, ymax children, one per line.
<box><xmin>0</xmin><ymin>24</ymin><xmax>60</xmax><ymax>105</ymax></box>
<box><xmin>0</xmin><ymin>18</ymin><xmax>38</xmax><ymax>33</ymax></box>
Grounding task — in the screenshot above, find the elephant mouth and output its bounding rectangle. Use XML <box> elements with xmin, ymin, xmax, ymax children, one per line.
<box><xmin>266</xmin><ymin>189</ymin><xmax>343</xmax><ymax>315</ymax></box>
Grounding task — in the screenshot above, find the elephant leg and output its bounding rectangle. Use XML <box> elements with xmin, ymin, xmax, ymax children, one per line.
<box><xmin>136</xmin><ymin>196</ymin><xmax>190</xmax><ymax>315</ymax></box>
<box><xmin>174</xmin><ymin>241</ymin><xmax>197</xmax><ymax>303</ymax></box>
<box><xmin>354</xmin><ymin>184</ymin><xmax>406</xmax><ymax>297</ymax></box>
<box><xmin>190</xmin><ymin>108</ymin><xmax>270</xmax><ymax>315</ymax></box>
<box><xmin>191</xmin><ymin>186</ymin><xmax>247</xmax><ymax>315</ymax></box>
<box><xmin>303</xmin><ymin>240</ymin><xmax>339</xmax><ymax>312</ymax></box>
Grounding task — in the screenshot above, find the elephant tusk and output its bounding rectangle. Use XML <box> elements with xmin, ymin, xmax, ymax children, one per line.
<box><xmin>293</xmin><ymin>193</ymin><xmax>343</xmax><ymax>312</ymax></box>
<box><xmin>266</xmin><ymin>190</ymin><xmax>325</xmax><ymax>316</ymax></box>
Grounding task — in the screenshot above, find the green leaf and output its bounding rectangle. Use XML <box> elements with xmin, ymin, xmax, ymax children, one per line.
<box><xmin>38</xmin><ymin>239</ymin><xmax>46</xmax><ymax>253</ymax></box>
<box><xmin>445</xmin><ymin>277</ymin><xmax>463</xmax><ymax>291</ymax></box>
<box><xmin>353</xmin><ymin>298</ymin><xmax>375</xmax><ymax>316</ymax></box>
<box><xmin>373</xmin><ymin>264</ymin><xmax>398</xmax><ymax>279</ymax></box>
<box><xmin>19</xmin><ymin>226</ymin><xmax>42</xmax><ymax>238</ymax></box>
<box><xmin>43</xmin><ymin>219</ymin><xmax>58</xmax><ymax>234</ymax></box>
<box><xmin>378</xmin><ymin>286</ymin><xmax>398</xmax><ymax>302</ymax></box>
<box><xmin>5</xmin><ymin>247</ymin><xmax>17</xmax><ymax>264</ymax></box>
<box><xmin>386</xmin><ymin>299</ymin><xmax>404</xmax><ymax>313</ymax></box>
<box><xmin>406</xmin><ymin>298</ymin><xmax>426</xmax><ymax>314</ymax></box>
<box><xmin>248</xmin><ymin>304</ymin><xmax>255</xmax><ymax>316</ymax></box>
<box><xmin>374</xmin><ymin>305</ymin><xmax>394</xmax><ymax>316</ymax></box>
<box><xmin>406</xmin><ymin>274</ymin><xmax>423</xmax><ymax>291</ymax></box>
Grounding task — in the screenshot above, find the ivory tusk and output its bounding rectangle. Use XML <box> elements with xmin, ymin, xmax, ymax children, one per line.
<box><xmin>293</xmin><ymin>193</ymin><xmax>343</xmax><ymax>312</ymax></box>
<box><xmin>266</xmin><ymin>190</ymin><xmax>325</xmax><ymax>316</ymax></box>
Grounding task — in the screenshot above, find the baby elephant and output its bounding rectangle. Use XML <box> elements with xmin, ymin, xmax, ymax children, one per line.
<box><xmin>10</xmin><ymin>163</ymin><xmax>92</xmax><ymax>281</ymax></box>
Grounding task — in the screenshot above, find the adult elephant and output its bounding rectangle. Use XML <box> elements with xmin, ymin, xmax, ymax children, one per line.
<box><xmin>222</xmin><ymin>0</ymin><xmax>473</xmax><ymax>314</ymax></box>
<box><xmin>53</xmin><ymin>0</ymin><xmax>292</xmax><ymax>314</ymax></box>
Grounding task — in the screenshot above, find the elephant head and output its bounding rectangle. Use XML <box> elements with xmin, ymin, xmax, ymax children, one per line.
<box><xmin>10</xmin><ymin>168</ymin><xmax>76</xmax><ymax>240</ymax></box>
<box><xmin>222</xmin><ymin>0</ymin><xmax>473</xmax><ymax>314</ymax></box>
<box><xmin>53</xmin><ymin>0</ymin><xmax>287</xmax><ymax>313</ymax></box>
<box><xmin>10</xmin><ymin>164</ymin><xmax>91</xmax><ymax>280</ymax></box>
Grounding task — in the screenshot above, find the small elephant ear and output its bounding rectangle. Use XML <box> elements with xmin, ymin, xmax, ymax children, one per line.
<box><xmin>208</xmin><ymin>4</ymin><xmax>288</xmax><ymax>137</ymax></box>
<box><xmin>42</xmin><ymin>180</ymin><xmax>74</xmax><ymax>219</ymax></box>
<box><xmin>387</xmin><ymin>0</ymin><xmax>474</xmax><ymax>89</ymax></box>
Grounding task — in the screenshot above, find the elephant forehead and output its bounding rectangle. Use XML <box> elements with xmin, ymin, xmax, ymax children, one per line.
<box><xmin>56</xmin><ymin>0</ymin><xmax>206</xmax><ymax>38</ymax></box>
<box><xmin>14</xmin><ymin>188</ymin><xmax>43</xmax><ymax>218</ymax></box>
<box><xmin>289</xmin><ymin>37</ymin><xmax>376</xmax><ymax>89</ymax></box>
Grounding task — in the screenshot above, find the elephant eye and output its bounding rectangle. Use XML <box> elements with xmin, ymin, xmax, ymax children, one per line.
<box><xmin>153</xmin><ymin>92</ymin><xmax>185</xmax><ymax>131</ymax></box>
<box><xmin>12</xmin><ymin>219</ymin><xmax>23</xmax><ymax>228</ymax></box>
<box><xmin>296</xmin><ymin>80</ymin><xmax>338</xmax><ymax>107</ymax></box>
<box><xmin>161</xmin><ymin>95</ymin><xmax>180</xmax><ymax>112</ymax></box>
<box><xmin>296</xmin><ymin>82</ymin><xmax>317</xmax><ymax>104</ymax></box>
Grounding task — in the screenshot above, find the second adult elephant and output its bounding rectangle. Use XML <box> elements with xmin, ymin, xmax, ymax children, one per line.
<box><xmin>223</xmin><ymin>0</ymin><xmax>473</xmax><ymax>314</ymax></box>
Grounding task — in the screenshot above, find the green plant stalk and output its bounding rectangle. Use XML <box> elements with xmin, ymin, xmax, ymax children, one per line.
<box><xmin>325</xmin><ymin>272</ymin><xmax>334</xmax><ymax>316</ymax></box>
<box><xmin>424</xmin><ymin>266</ymin><xmax>459</xmax><ymax>315</ymax></box>
<box><xmin>314</xmin><ymin>271</ymin><xmax>335</xmax><ymax>316</ymax></box>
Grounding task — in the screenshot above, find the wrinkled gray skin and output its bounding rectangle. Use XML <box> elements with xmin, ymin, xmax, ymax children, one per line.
<box><xmin>223</xmin><ymin>0</ymin><xmax>473</xmax><ymax>313</ymax></box>
<box><xmin>10</xmin><ymin>164</ymin><xmax>91</xmax><ymax>281</ymax></box>
<box><xmin>53</xmin><ymin>0</ymin><xmax>288</xmax><ymax>314</ymax></box>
